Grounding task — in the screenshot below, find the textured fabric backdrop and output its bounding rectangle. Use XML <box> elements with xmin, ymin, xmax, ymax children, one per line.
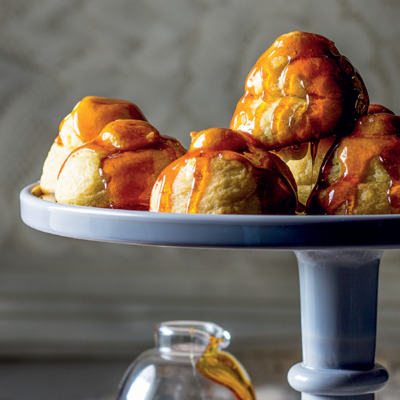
<box><xmin>1</xmin><ymin>0</ymin><xmax>400</xmax><ymax>367</ymax></box>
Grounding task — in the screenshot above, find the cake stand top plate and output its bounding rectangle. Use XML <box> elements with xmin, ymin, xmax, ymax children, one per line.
<box><xmin>20</xmin><ymin>183</ymin><xmax>400</xmax><ymax>249</ymax></box>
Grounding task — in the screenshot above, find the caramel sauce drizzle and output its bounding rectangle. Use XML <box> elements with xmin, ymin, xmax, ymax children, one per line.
<box><xmin>153</xmin><ymin>128</ymin><xmax>297</xmax><ymax>214</ymax></box>
<box><xmin>57</xmin><ymin>96</ymin><xmax>147</xmax><ymax>145</ymax></box>
<box><xmin>230</xmin><ymin>31</ymin><xmax>368</xmax><ymax>150</ymax></box>
<box><xmin>152</xmin><ymin>152</ymin><xmax>215</xmax><ymax>214</ymax></box>
<box><xmin>186</xmin><ymin>155</ymin><xmax>212</xmax><ymax>213</ymax></box>
<box><xmin>60</xmin><ymin>120</ymin><xmax>186</xmax><ymax>210</ymax></box>
<box><xmin>197</xmin><ymin>335</ymin><xmax>257</xmax><ymax>400</ymax></box>
<box><xmin>307</xmin><ymin>113</ymin><xmax>400</xmax><ymax>214</ymax></box>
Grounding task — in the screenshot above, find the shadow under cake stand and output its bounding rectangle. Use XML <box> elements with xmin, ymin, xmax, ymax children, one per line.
<box><xmin>20</xmin><ymin>182</ymin><xmax>400</xmax><ymax>400</ymax></box>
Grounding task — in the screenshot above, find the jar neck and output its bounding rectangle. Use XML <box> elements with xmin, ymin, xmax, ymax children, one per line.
<box><xmin>155</xmin><ymin>321</ymin><xmax>230</xmax><ymax>355</ymax></box>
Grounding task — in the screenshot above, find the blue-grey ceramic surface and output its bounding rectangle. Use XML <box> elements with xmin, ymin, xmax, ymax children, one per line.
<box><xmin>20</xmin><ymin>183</ymin><xmax>400</xmax><ymax>249</ymax></box>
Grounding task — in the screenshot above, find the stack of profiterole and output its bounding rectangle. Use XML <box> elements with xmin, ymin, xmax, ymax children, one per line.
<box><xmin>40</xmin><ymin>31</ymin><xmax>400</xmax><ymax>215</ymax></box>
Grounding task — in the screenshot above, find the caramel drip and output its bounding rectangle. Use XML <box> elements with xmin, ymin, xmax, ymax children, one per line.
<box><xmin>185</xmin><ymin>155</ymin><xmax>212</xmax><ymax>213</ymax></box>
<box><xmin>154</xmin><ymin>146</ymin><xmax>297</xmax><ymax>215</ymax></box>
<box><xmin>151</xmin><ymin>128</ymin><xmax>297</xmax><ymax>214</ymax></box>
<box><xmin>230</xmin><ymin>31</ymin><xmax>369</xmax><ymax>149</ymax></box>
<box><xmin>57</xmin><ymin>142</ymin><xmax>107</xmax><ymax>179</ymax></box>
<box><xmin>100</xmin><ymin>140</ymin><xmax>184</xmax><ymax>210</ymax></box>
<box><xmin>59</xmin><ymin>120</ymin><xmax>186</xmax><ymax>210</ymax></box>
<box><xmin>151</xmin><ymin>162</ymin><xmax>180</xmax><ymax>213</ymax></box>
<box><xmin>59</xmin><ymin>96</ymin><xmax>147</xmax><ymax>144</ymax></box>
<box><xmin>197</xmin><ymin>335</ymin><xmax>257</xmax><ymax>400</ymax></box>
<box><xmin>101</xmin><ymin>150</ymin><xmax>154</xmax><ymax>210</ymax></box>
<box><xmin>308</xmin><ymin>135</ymin><xmax>400</xmax><ymax>214</ymax></box>
<box><xmin>54</xmin><ymin>135</ymin><xmax>63</xmax><ymax>145</ymax></box>
<box><xmin>153</xmin><ymin>152</ymin><xmax>213</xmax><ymax>213</ymax></box>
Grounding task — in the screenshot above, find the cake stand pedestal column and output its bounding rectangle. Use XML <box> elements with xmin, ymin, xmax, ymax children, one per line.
<box><xmin>288</xmin><ymin>249</ymin><xmax>389</xmax><ymax>399</ymax></box>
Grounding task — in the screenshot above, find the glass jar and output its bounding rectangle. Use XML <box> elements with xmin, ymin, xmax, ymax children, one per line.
<box><xmin>116</xmin><ymin>320</ymin><xmax>256</xmax><ymax>400</ymax></box>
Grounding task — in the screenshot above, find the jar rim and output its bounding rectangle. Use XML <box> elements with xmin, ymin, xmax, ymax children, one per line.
<box><xmin>155</xmin><ymin>320</ymin><xmax>231</xmax><ymax>353</ymax></box>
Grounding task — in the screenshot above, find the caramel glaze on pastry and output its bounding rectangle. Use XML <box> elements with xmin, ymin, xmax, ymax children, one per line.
<box><xmin>307</xmin><ymin>106</ymin><xmax>400</xmax><ymax>215</ymax></box>
<box><xmin>230</xmin><ymin>31</ymin><xmax>369</xmax><ymax>150</ymax></box>
<box><xmin>150</xmin><ymin>127</ymin><xmax>298</xmax><ymax>215</ymax></box>
<box><xmin>40</xmin><ymin>96</ymin><xmax>147</xmax><ymax>194</ymax></box>
<box><xmin>55</xmin><ymin>119</ymin><xmax>186</xmax><ymax>210</ymax></box>
<box><xmin>274</xmin><ymin>105</ymin><xmax>394</xmax><ymax>208</ymax></box>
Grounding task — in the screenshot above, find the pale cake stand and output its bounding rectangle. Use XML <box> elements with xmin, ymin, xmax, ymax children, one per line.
<box><xmin>20</xmin><ymin>182</ymin><xmax>400</xmax><ymax>400</ymax></box>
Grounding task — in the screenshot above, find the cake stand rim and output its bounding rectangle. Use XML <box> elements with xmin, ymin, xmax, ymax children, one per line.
<box><xmin>19</xmin><ymin>182</ymin><xmax>400</xmax><ymax>249</ymax></box>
